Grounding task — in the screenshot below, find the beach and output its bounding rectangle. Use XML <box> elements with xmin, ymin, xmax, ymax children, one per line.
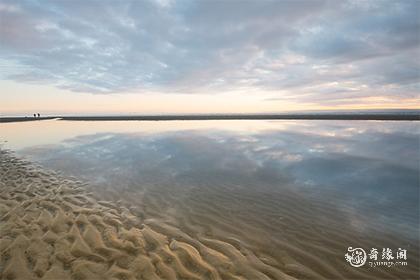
<box><xmin>1</xmin><ymin>135</ymin><xmax>419</xmax><ymax>280</ymax></box>
<box><xmin>1</xmin><ymin>112</ymin><xmax>419</xmax><ymax>123</ymax></box>
<box><xmin>1</xmin><ymin>148</ymin><xmax>295</xmax><ymax>280</ymax></box>
<box><xmin>1</xmin><ymin>0</ymin><xmax>419</xmax><ymax>278</ymax></box>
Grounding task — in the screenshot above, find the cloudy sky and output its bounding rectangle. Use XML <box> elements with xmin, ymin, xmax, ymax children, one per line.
<box><xmin>1</xmin><ymin>0</ymin><xmax>419</xmax><ymax>115</ymax></box>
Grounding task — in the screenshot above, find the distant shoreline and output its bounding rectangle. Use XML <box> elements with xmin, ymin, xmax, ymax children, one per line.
<box><xmin>1</xmin><ymin>113</ymin><xmax>419</xmax><ymax>123</ymax></box>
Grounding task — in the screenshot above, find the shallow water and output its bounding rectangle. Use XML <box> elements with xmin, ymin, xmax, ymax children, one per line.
<box><xmin>1</xmin><ymin>119</ymin><xmax>419</xmax><ymax>278</ymax></box>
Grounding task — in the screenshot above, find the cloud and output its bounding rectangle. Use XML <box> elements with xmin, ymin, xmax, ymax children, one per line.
<box><xmin>0</xmin><ymin>0</ymin><xmax>418</xmax><ymax>105</ymax></box>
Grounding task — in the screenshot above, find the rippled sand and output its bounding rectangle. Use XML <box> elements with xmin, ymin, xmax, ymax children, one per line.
<box><xmin>1</xmin><ymin>149</ymin><xmax>418</xmax><ymax>279</ymax></box>
<box><xmin>0</xmin><ymin>150</ymin><xmax>293</xmax><ymax>279</ymax></box>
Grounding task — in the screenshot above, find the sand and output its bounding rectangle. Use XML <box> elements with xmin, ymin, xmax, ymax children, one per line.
<box><xmin>0</xmin><ymin>149</ymin><xmax>296</xmax><ymax>280</ymax></box>
<box><xmin>1</xmin><ymin>112</ymin><xmax>419</xmax><ymax>123</ymax></box>
<box><xmin>1</xmin><ymin>149</ymin><xmax>419</xmax><ymax>280</ymax></box>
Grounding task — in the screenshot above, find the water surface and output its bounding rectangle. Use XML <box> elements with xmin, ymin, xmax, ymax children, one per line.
<box><xmin>1</xmin><ymin>119</ymin><xmax>418</xmax><ymax>278</ymax></box>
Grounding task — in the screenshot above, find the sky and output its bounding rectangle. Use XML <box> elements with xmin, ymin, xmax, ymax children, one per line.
<box><xmin>0</xmin><ymin>0</ymin><xmax>419</xmax><ymax>115</ymax></box>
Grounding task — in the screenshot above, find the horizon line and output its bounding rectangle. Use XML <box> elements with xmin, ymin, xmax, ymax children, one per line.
<box><xmin>1</xmin><ymin>110</ymin><xmax>419</xmax><ymax>123</ymax></box>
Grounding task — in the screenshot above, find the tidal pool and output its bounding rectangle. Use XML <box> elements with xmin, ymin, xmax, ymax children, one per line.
<box><xmin>1</xmin><ymin>119</ymin><xmax>418</xmax><ymax>279</ymax></box>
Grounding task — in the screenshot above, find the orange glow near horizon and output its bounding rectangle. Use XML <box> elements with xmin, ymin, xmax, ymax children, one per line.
<box><xmin>1</xmin><ymin>80</ymin><xmax>419</xmax><ymax>116</ymax></box>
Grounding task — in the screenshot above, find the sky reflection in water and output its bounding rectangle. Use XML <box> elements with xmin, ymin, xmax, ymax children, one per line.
<box><xmin>1</xmin><ymin>120</ymin><xmax>418</xmax><ymax>240</ymax></box>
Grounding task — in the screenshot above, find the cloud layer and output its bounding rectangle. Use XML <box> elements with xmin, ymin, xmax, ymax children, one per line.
<box><xmin>0</xmin><ymin>0</ymin><xmax>419</xmax><ymax>105</ymax></box>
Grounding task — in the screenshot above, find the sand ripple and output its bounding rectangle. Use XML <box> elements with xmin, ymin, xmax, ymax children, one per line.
<box><xmin>0</xmin><ymin>150</ymin><xmax>294</xmax><ymax>280</ymax></box>
<box><xmin>1</xmin><ymin>149</ymin><xmax>419</xmax><ymax>279</ymax></box>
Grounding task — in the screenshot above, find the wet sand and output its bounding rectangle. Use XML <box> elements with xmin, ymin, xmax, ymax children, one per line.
<box><xmin>1</xmin><ymin>112</ymin><xmax>419</xmax><ymax>123</ymax></box>
<box><xmin>1</xmin><ymin>149</ymin><xmax>294</xmax><ymax>280</ymax></box>
<box><xmin>1</xmin><ymin>149</ymin><xmax>419</xmax><ymax>279</ymax></box>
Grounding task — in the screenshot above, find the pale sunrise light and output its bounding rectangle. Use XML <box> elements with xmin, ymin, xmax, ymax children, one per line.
<box><xmin>1</xmin><ymin>0</ymin><xmax>419</xmax><ymax>116</ymax></box>
<box><xmin>0</xmin><ymin>1</ymin><xmax>419</xmax><ymax>279</ymax></box>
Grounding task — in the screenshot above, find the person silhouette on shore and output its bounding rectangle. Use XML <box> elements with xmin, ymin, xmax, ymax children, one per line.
<box><xmin>33</xmin><ymin>114</ymin><xmax>36</xmax><ymax>118</ymax></box>
<box><xmin>37</xmin><ymin>113</ymin><xmax>40</xmax><ymax>118</ymax></box>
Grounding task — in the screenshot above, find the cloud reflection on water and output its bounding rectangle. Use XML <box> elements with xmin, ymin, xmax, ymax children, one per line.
<box><xmin>14</xmin><ymin>120</ymin><xmax>420</xmax><ymax>240</ymax></box>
